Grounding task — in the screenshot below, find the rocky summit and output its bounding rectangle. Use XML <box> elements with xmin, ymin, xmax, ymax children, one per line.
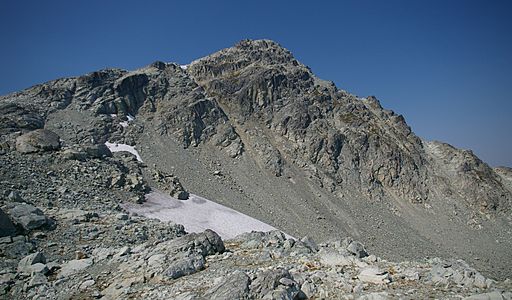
<box><xmin>0</xmin><ymin>39</ymin><xmax>511</xmax><ymax>299</ymax></box>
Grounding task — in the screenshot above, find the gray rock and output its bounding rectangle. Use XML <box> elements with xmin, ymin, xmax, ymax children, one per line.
<box><xmin>2</xmin><ymin>239</ymin><xmax>35</xmax><ymax>258</ymax></box>
<box><xmin>61</xmin><ymin>143</ymin><xmax>111</xmax><ymax>161</ymax></box>
<box><xmin>18</xmin><ymin>252</ymin><xmax>46</xmax><ymax>274</ymax></box>
<box><xmin>164</xmin><ymin>255</ymin><xmax>205</xmax><ymax>279</ymax></box>
<box><xmin>116</xmin><ymin>246</ymin><xmax>131</xmax><ymax>257</ymax></box>
<box><xmin>58</xmin><ymin>258</ymin><xmax>93</xmax><ymax>278</ymax></box>
<box><xmin>7</xmin><ymin>191</ymin><xmax>23</xmax><ymax>202</ymax></box>
<box><xmin>428</xmin><ymin>260</ymin><xmax>487</xmax><ymax>288</ymax></box>
<box><xmin>15</xmin><ymin>129</ymin><xmax>61</xmax><ymax>153</ymax></box>
<box><xmin>84</xmin><ymin>143</ymin><xmax>113</xmax><ymax>159</ymax></box>
<box><xmin>300</xmin><ymin>281</ymin><xmax>316</xmax><ymax>298</ymax></box>
<box><xmin>8</xmin><ymin>203</ymin><xmax>48</xmax><ymax>231</ymax></box>
<box><xmin>251</xmin><ymin>268</ymin><xmax>292</xmax><ymax>298</ymax></box>
<box><xmin>27</xmin><ymin>263</ymin><xmax>49</xmax><ymax>275</ymax></box>
<box><xmin>0</xmin><ymin>208</ymin><xmax>17</xmax><ymax>237</ymax></box>
<box><xmin>79</xmin><ymin>279</ymin><xmax>96</xmax><ymax>290</ymax></box>
<box><xmin>278</xmin><ymin>277</ymin><xmax>296</xmax><ymax>286</ymax></box>
<box><xmin>26</xmin><ymin>272</ymin><xmax>48</xmax><ymax>289</ymax></box>
<box><xmin>358</xmin><ymin>267</ymin><xmax>391</xmax><ymax>284</ymax></box>
<box><xmin>347</xmin><ymin>241</ymin><xmax>368</xmax><ymax>258</ymax></box>
<box><xmin>300</xmin><ymin>236</ymin><xmax>318</xmax><ymax>252</ymax></box>
<box><xmin>465</xmin><ymin>291</ymin><xmax>505</xmax><ymax>300</ymax></box>
<box><xmin>262</xmin><ymin>286</ymin><xmax>300</xmax><ymax>300</ymax></box>
<box><xmin>357</xmin><ymin>292</ymin><xmax>389</xmax><ymax>300</ymax></box>
<box><xmin>204</xmin><ymin>270</ymin><xmax>250</xmax><ymax>300</ymax></box>
<box><xmin>153</xmin><ymin>170</ymin><xmax>189</xmax><ymax>200</ymax></box>
<box><xmin>165</xmin><ymin>229</ymin><xmax>225</xmax><ymax>257</ymax></box>
<box><xmin>116</xmin><ymin>213</ymin><xmax>129</xmax><ymax>220</ymax></box>
<box><xmin>1</xmin><ymin>39</ymin><xmax>512</xmax><ymax>299</ymax></box>
<box><xmin>0</xmin><ymin>236</ymin><xmax>12</xmax><ymax>244</ymax></box>
<box><xmin>319</xmin><ymin>249</ymin><xmax>356</xmax><ymax>267</ymax></box>
<box><xmin>0</xmin><ymin>272</ymin><xmax>15</xmax><ymax>285</ymax></box>
<box><xmin>173</xmin><ymin>292</ymin><xmax>200</xmax><ymax>300</ymax></box>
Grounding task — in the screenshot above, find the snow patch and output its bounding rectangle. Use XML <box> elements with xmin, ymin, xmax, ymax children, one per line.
<box><xmin>104</xmin><ymin>142</ymin><xmax>143</xmax><ymax>162</ymax></box>
<box><xmin>123</xmin><ymin>190</ymin><xmax>292</xmax><ymax>240</ymax></box>
<box><xmin>180</xmin><ymin>65</ymin><xmax>189</xmax><ymax>70</ymax></box>
<box><xmin>117</xmin><ymin>114</ymin><xmax>134</xmax><ymax>128</ymax></box>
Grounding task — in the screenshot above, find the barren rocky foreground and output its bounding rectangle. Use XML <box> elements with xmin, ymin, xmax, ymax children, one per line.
<box><xmin>1</xmin><ymin>39</ymin><xmax>511</xmax><ymax>299</ymax></box>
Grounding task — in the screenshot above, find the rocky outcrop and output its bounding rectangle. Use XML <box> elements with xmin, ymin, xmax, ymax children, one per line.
<box><xmin>425</xmin><ymin>141</ymin><xmax>510</xmax><ymax>212</ymax></box>
<box><xmin>152</xmin><ymin>170</ymin><xmax>189</xmax><ymax>200</ymax></box>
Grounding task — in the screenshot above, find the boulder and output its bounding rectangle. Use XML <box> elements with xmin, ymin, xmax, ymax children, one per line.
<box><xmin>165</xmin><ymin>229</ymin><xmax>225</xmax><ymax>257</ymax></box>
<box><xmin>153</xmin><ymin>170</ymin><xmax>189</xmax><ymax>200</ymax></box>
<box><xmin>0</xmin><ymin>208</ymin><xmax>17</xmax><ymax>237</ymax></box>
<box><xmin>250</xmin><ymin>268</ymin><xmax>291</xmax><ymax>297</ymax></box>
<box><xmin>8</xmin><ymin>203</ymin><xmax>48</xmax><ymax>231</ymax></box>
<box><xmin>347</xmin><ymin>241</ymin><xmax>369</xmax><ymax>258</ymax></box>
<box><xmin>300</xmin><ymin>236</ymin><xmax>318</xmax><ymax>252</ymax></box>
<box><xmin>7</xmin><ymin>191</ymin><xmax>23</xmax><ymax>202</ymax></box>
<box><xmin>84</xmin><ymin>143</ymin><xmax>112</xmax><ymax>158</ymax></box>
<box><xmin>2</xmin><ymin>239</ymin><xmax>35</xmax><ymax>258</ymax></box>
<box><xmin>62</xmin><ymin>144</ymin><xmax>113</xmax><ymax>161</ymax></box>
<box><xmin>164</xmin><ymin>255</ymin><xmax>205</xmax><ymax>279</ymax></box>
<box><xmin>18</xmin><ymin>252</ymin><xmax>46</xmax><ymax>274</ymax></box>
<box><xmin>319</xmin><ymin>249</ymin><xmax>359</xmax><ymax>267</ymax></box>
<box><xmin>358</xmin><ymin>267</ymin><xmax>391</xmax><ymax>284</ymax></box>
<box><xmin>204</xmin><ymin>271</ymin><xmax>250</xmax><ymax>299</ymax></box>
<box><xmin>15</xmin><ymin>129</ymin><xmax>61</xmax><ymax>153</ymax></box>
<box><xmin>26</xmin><ymin>273</ymin><xmax>48</xmax><ymax>289</ymax></box>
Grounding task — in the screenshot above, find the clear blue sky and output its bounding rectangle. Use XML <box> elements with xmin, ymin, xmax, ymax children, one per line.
<box><xmin>1</xmin><ymin>1</ymin><xmax>511</xmax><ymax>166</ymax></box>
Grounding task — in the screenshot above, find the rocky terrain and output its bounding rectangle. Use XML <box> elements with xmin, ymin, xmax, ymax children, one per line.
<box><xmin>1</xmin><ymin>39</ymin><xmax>511</xmax><ymax>298</ymax></box>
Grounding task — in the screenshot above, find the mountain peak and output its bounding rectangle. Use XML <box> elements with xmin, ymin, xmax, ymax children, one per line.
<box><xmin>190</xmin><ymin>39</ymin><xmax>299</xmax><ymax>71</ymax></box>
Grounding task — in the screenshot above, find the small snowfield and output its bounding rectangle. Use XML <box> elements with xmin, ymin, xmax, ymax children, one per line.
<box><xmin>123</xmin><ymin>190</ymin><xmax>289</xmax><ymax>239</ymax></box>
<box><xmin>104</xmin><ymin>142</ymin><xmax>143</xmax><ymax>162</ymax></box>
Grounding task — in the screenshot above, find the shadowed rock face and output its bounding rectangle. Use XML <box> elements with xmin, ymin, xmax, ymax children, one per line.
<box><xmin>0</xmin><ymin>208</ymin><xmax>17</xmax><ymax>237</ymax></box>
<box><xmin>1</xmin><ymin>39</ymin><xmax>511</xmax><ymax>281</ymax></box>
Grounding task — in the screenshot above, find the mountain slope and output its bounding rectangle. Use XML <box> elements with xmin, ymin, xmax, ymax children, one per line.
<box><xmin>1</xmin><ymin>39</ymin><xmax>510</xmax><ymax>280</ymax></box>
